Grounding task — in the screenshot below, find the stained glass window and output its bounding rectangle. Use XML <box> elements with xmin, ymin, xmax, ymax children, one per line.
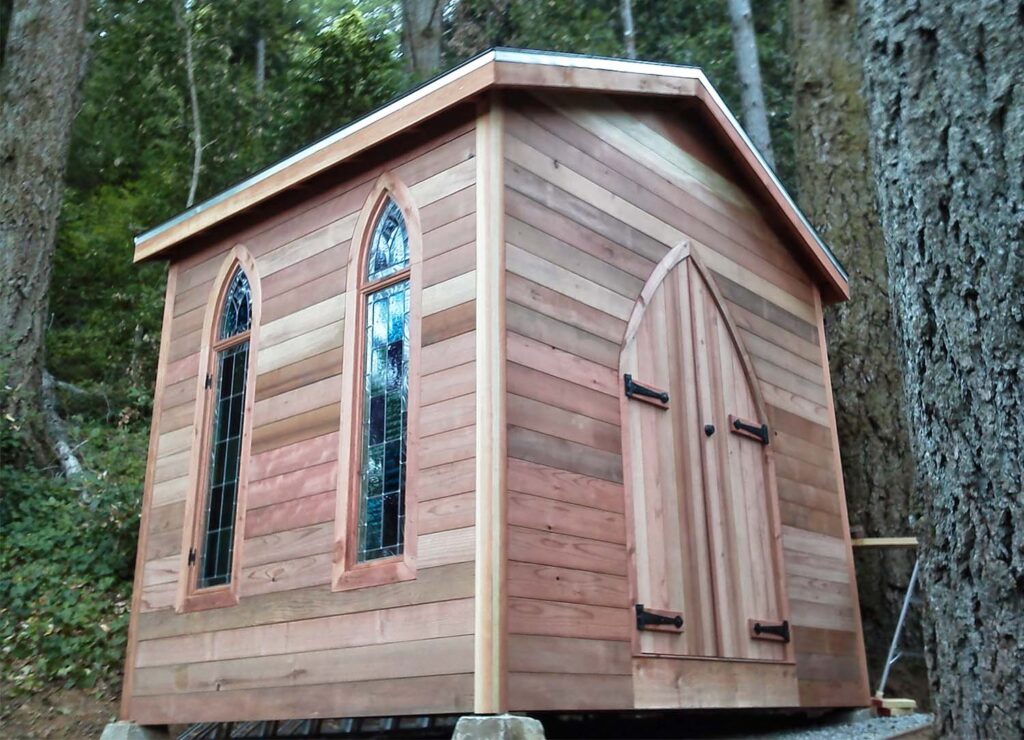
<box><xmin>219</xmin><ymin>268</ymin><xmax>252</xmax><ymax>340</ymax></box>
<box><xmin>366</xmin><ymin>199</ymin><xmax>409</xmax><ymax>282</ymax></box>
<box><xmin>197</xmin><ymin>268</ymin><xmax>252</xmax><ymax>588</ymax></box>
<box><xmin>358</xmin><ymin>200</ymin><xmax>410</xmax><ymax>562</ymax></box>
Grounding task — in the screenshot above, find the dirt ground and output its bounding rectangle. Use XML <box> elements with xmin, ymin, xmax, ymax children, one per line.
<box><xmin>0</xmin><ymin>682</ymin><xmax>118</xmax><ymax>739</ymax></box>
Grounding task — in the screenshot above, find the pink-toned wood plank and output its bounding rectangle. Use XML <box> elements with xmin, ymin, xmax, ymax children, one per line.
<box><xmin>248</xmin><ymin>431</ymin><xmax>339</xmax><ymax>482</ymax></box>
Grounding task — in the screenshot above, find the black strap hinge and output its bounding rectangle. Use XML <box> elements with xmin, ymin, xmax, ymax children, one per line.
<box><xmin>636</xmin><ymin>604</ymin><xmax>683</xmax><ymax>631</ymax></box>
<box><xmin>624</xmin><ymin>374</ymin><xmax>669</xmax><ymax>406</ymax></box>
<box><xmin>188</xmin><ymin>548</ymin><xmax>197</xmax><ymax>567</ymax></box>
<box><xmin>732</xmin><ymin>416</ymin><xmax>769</xmax><ymax>445</ymax></box>
<box><xmin>750</xmin><ymin>619</ymin><xmax>790</xmax><ymax>643</ymax></box>
<box><xmin>204</xmin><ymin>373</ymin><xmax>213</xmax><ymax>390</ymax></box>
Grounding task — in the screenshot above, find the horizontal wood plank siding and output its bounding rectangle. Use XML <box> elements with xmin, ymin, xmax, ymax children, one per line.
<box><xmin>129</xmin><ymin>114</ymin><xmax>478</xmax><ymax>723</ymax></box>
<box><xmin>503</xmin><ymin>93</ymin><xmax>865</xmax><ymax>711</ymax></box>
<box><xmin>129</xmin><ymin>89</ymin><xmax>866</xmax><ymax>721</ymax></box>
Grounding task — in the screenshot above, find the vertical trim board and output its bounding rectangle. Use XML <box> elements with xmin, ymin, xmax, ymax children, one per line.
<box><xmin>474</xmin><ymin>92</ymin><xmax>507</xmax><ymax>713</ymax></box>
<box><xmin>120</xmin><ymin>265</ymin><xmax>178</xmax><ymax>718</ymax></box>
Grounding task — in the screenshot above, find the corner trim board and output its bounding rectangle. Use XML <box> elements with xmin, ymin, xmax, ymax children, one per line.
<box><xmin>119</xmin><ymin>264</ymin><xmax>178</xmax><ymax>719</ymax></box>
<box><xmin>473</xmin><ymin>92</ymin><xmax>507</xmax><ymax>714</ymax></box>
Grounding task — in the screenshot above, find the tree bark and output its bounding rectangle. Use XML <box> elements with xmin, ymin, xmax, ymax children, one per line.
<box><xmin>255</xmin><ymin>34</ymin><xmax>266</xmax><ymax>97</ymax></box>
<box><xmin>621</xmin><ymin>0</ymin><xmax>637</xmax><ymax>60</ymax></box>
<box><xmin>174</xmin><ymin>0</ymin><xmax>202</xmax><ymax>208</ymax></box>
<box><xmin>726</xmin><ymin>0</ymin><xmax>775</xmax><ymax>167</ymax></box>
<box><xmin>858</xmin><ymin>2</ymin><xmax>1023</xmax><ymax>735</ymax></box>
<box><xmin>0</xmin><ymin>0</ymin><xmax>91</xmax><ymax>464</ymax></box>
<box><xmin>790</xmin><ymin>0</ymin><xmax>922</xmax><ymax>704</ymax></box>
<box><xmin>401</xmin><ymin>0</ymin><xmax>443</xmax><ymax>80</ymax></box>
<box><xmin>42</xmin><ymin>370</ymin><xmax>84</xmax><ymax>478</ymax></box>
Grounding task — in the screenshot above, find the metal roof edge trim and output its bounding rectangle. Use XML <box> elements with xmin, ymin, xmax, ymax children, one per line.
<box><xmin>489</xmin><ymin>50</ymin><xmax>848</xmax><ymax>283</ymax></box>
<box><xmin>133</xmin><ymin>49</ymin><xmax>498</xmax><ymax>249</ymax></box>
<box><xmin>687</xmin><ymin>68</ymin><xmax>849</xmax><ymax>284</ymax></box>
<box><xmin>133</xmin><ymin>48</ymin><xmax>846</xmax><ymax>288</ymax></box>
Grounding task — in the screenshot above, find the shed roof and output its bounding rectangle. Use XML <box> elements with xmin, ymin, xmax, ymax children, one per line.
<box><xmin>134</xmin><ymin>48</ymin><xmax>848</xmax><ymax>301</ymax></box>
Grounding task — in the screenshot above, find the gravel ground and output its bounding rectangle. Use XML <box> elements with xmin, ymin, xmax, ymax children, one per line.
<box><xmin>734</xmin><ymin>713</ymin><xmax>934</xmax><ymax>739</ymax></box>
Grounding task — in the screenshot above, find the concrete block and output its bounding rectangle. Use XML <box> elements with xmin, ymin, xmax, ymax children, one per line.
<box><xmin>452</xmin><ymin>713</ymin><xmax>546</xmax><ymax>740</ymax></box>
<box><xmin>99</xmin><ymin>721</ymin><xmax>171</xmax><ymax>740</ymax></box>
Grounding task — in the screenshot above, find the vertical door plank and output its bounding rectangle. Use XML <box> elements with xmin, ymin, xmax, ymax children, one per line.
<box><xmin>667</xmin><ymin>265</ymin><xmax>717</xmax><ymax>656</ymax></box>
<box><xmin>621</xmin><ymin>260</ymin><xmax>716</xmax><ymax>658</ymax></box>
<box><xmin>690</xmin><ymin>264</ymin><xmax>785</xmax><ymax>661</ymax></box>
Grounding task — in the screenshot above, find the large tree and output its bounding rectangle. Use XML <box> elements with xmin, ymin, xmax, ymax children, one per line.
<box><xmin>726</xmin><ymin>0</ymin><xmax>775</xmax><ymax>166</ymax></box>
<box><xmin>790</xmin><ymin>0</ymin><xmax>921</xmax><ymax>701</ymax></box>
<box><xmin>858</xmin><ymin>2</ymin><xmax>1023</xmax><ymax>735</ymax></box>
<box><xmin>401</xmin><ymin>0</ymin><xmax>443</xmax><ymax>79</ymax></box>
<box><xmin>0</xmin><ymin>0</ymin><xmax>92</xmax><ymax>465</ymax></box>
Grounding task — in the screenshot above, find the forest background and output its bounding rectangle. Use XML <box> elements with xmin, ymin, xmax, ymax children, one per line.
<box><xmin>1</xmin><ymin>1</ymin><xmax>1020</xmax><ymax>738</ymax></box>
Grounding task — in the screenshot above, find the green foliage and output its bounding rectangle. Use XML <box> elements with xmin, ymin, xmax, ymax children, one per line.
<box><xmin>448</xmin><ymin>0</ymin><xmax>621</xmax><ymax>60</ymax></box>
<box><xmin>0</xmin><ymin>419</ymin><xmax>146</xmax><ymax>696</ymax></box>
<box><xmin>9</xmin><ymin>0</ymin><xmax>406</xmax><ymax>701</ymax></box>
<box><xmin>284</xmin><ymin>9</ymin><xmax>405</xmax><ymax>147</ymax></box>
<box><xmin>50</xmin><ymin>184</ymin><xmax>166</xmax><ymax>395</ymax></box>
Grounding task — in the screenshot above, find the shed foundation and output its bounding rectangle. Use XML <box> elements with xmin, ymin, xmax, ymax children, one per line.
<box><xmin>100</xmin><ymin>721</ymin><xmax>170</xmax><ymax>740</ymax></box>
<box><xmin>452</xmin><ymin>714</ymin><xmax>546</xmax><ymax>740</ymax></box>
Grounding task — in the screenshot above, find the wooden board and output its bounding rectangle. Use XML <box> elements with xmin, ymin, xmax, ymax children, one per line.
<box><xmin>126</xmin><ymin>115</ymin><xmax>480</xmax><ymax>725</ymax></box>
<box><xmin>500</xmin><ymin>95</ymin><xmax>862</xmax><ymax>711</ymax></box>
<box><xmin>633</xmin><ymin>657</ymin><xmax>799</xmax><ymax>709</ymax></box>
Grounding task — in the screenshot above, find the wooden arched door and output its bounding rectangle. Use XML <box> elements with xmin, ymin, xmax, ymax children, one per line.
<box><xmin>621</xmin><ymin>245</ymin><xmax>789</xmax><ymax>662</ymax></box>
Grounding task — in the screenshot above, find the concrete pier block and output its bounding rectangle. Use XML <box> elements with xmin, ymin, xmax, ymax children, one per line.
<box><xmin>452</xmin><ymin>713</ymin><xmax>546</xmax><ymax>740</ymax></box>
<box><xmin>99</xmin><ymin>721</ymin><xmax>171</xmax><ymax>740</ymax></box>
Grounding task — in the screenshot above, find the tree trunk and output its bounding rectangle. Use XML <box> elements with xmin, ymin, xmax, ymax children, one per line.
<box><xmin>621</xmin><ymin>0</ymin><xmax>637</xmax><ymax>60</ymax></box>
<box><xmin>42</xmin><ymin>370</ymin><xmax>84</xmax><ymax>478</ymax></box>
<box><xmin>174</xmin><ymin>0</ymin><xmax>202</xmax><ymax>208</ymax></box>
<box><xmin>858</xmin><ymin>2</ymin><xmax>1023</xmax><ymax>735</ymax></box>
<box><xmin>0</xmin><ymin>0</ymin><xmax>91</xmax><ymax>464</ymax></box>
<box><xmin>401</xmin><ymin>0</ymin><xmax>443</xmax><ymax>80</ymax></box>
<box><xmin>726</xmin><ymin>0</ymin><xmax>775</xmax><ymax>167</ymax></box>
<box><xmin>255</xmin><ymin>34</ymin><xmax>266</xmax><ymax>97</ymax></box>
<box><xmin>790</xmin><ymin>0</ymin><xmax>922</xmax><ymax>704</ymax></box>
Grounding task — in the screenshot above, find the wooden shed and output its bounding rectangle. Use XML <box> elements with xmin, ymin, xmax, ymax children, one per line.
<box><xmin>121</xmin><ymin>49</ymin><xmax>869</xmax><ymax>728</ymax></box>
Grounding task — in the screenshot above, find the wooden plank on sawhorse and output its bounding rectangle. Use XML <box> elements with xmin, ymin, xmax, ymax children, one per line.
<box><xmin>852</xmin><ymin>536</ymin><xmax>918</xmax><ymax>548</ymax></box>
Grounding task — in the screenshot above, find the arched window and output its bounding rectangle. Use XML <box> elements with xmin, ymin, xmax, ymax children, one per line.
<box><xmin>195</xmin><ymin>270</ymin><xmax>251</xmax><ymax>589</ymax></box>
<box><xmin>357</xmin><ymin>198</ymin><xmax>410</xmax><ymax>561</ymax></box>
<box><xmin>180</xmin><ymin>249</ymin><xmax>260</xmax><ymax>612</ymax></box>
<box><xmin>335</xmin><ymin>176</ymin><xmax>421</xmax><ymax>591</ymax></box>
<box><xmin>197</xmin><ymin>267</ymin><xmax>252</xmax><ymax>587</ymax></box>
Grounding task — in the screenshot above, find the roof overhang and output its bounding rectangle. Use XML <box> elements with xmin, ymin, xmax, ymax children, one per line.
<box><xmin>134</xmin><ymin>49</ymin><xmax>849</xmax><ymax>302</ymax></box>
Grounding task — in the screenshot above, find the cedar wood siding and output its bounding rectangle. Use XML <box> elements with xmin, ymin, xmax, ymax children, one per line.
<box><xmin>125</xmin><ymin>108</ymin><xmax>479</xmax><ymax>723</ymax></box>
<box><xmin>501</xmin><ymin>92</ymin><xmax>868</xmax><ymax>710</ymax></box>
<box><xmin>124</xmin><ymin>90</ymin><xmax>866</xmax><ymax>723</ymax></box>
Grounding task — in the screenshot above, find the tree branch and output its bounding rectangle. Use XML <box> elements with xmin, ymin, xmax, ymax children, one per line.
<box><xmin>42</xmin><ymin>370</ymin><xmax>83</xmax><ymax>478</ymax></box>
<box><xmin>174</xmin><ymin>0</ymin><xmax>202</xmax><ymax>208</ymax></box>
<box><xmin>725</xmin><ymin>0</ymin><xmax>775</xmax><ymax>167</ymax></box>
<box><xmin>621</xmin><ymin>0</ymin><xmax>637</xmax><ymax>60</ymax></box>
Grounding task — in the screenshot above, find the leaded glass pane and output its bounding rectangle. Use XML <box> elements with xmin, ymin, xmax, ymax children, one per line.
<box><xmin>358</xmin><ymin>279</ymin><xmax>409</xmax><ymax>561</ymax></box>
<box><xmin>366</xmin><ymin>199</ymin><xmax>409</xmax><ymax>282</ymax></box>
<box><xmin>219</xmin><ymin>268</ymin><xmax>252</xmax><ymax>340</ymax></box>
<box><xmin>198</xmin><ymin>339</ymin><xmax>249</xmax><ymax>587</ymax></box>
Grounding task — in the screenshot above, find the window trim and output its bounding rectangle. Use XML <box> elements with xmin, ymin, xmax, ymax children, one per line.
<box><xmin>334</xmin><ymin>173</ymin><xmax>422</xmax><ymax>591</ymax></box>
<box><xmin>177</xmin><ymin>245</ymin><xmax>261</xmax><ymax>613</ymax></box>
